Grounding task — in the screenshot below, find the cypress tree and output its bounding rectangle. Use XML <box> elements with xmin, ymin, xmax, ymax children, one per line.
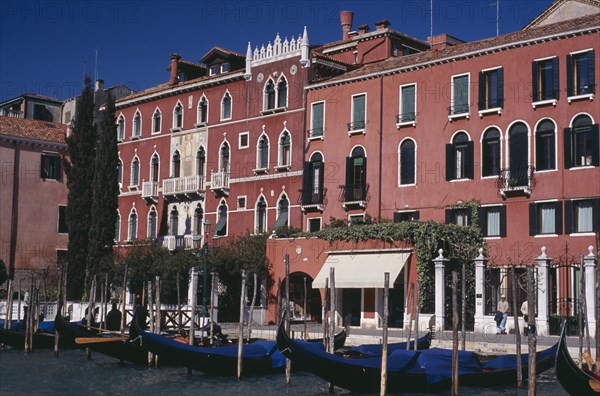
<box><xmin>64</xmin><ymin>78</ymin><xmax>97</xmax><ymax>299</ymax></box>
<box><xmin>87</xmin><ymin>94</ymin><xmax>119</xmax><ymax>278</ymax></box>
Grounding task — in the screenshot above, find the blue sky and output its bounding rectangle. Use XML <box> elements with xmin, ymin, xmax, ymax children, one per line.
<box><xmin>0</xmin><ymin>0</ymin><xmax>555</xmax><ymax>102</ymax></box>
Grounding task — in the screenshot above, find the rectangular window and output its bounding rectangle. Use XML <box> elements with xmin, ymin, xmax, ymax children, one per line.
<box><xmin>41</xmin><ymin>154</ymin><xmax>61</xmax><ymax>180</ymax></box>
<box><xmin>399</xmin><ymin>84</ymin><xmax>416</xmax><ymax>123</ymax></box>
<box><xmin>565</xmin><ymin>123</ymin><xmax>599</xmax><ymax>168</ymax></box>
<box><xmin>221</xmin><ymin>63</ymin><xmax>230</xmax><ymax>73</ymax></box>
<box><xmin>529</xmin><ymin>201</ymin><xmax>562</xmax><ymax>235</ymax></box>
<box><xmin>567</xmin><ymin>50</ymin><xmax>595</xmax><ymax>97</ymax></box>
<box><xmin>308</xmin><ymin>218</ymin><xmax>321</xmax><ymax>233</ymax></box>
<box><xmin>478</xmin><ymin>206</ymin><xmax>506</xmax><ymax>238</ymax></box>
<box><xmin>479</xmin><ymin>68</ymin><xmax>503</xmax><ymax>110</ymax></box>
<box><xmin>451</xmin><ymin>74</ymin><xmax>469</xmax><ymax>115</ymax></box>
<box><xmin>532</xmin><ymin>57</ymin><xmax>559</xmax><ymax>102</ymax></box>
<box><xmin>239</xmin><ymin>132</ymin><xmax>249</xmax><ymax>149</ymax></box>
<box><xmin>210</xmin><ymin>65</ymin><xmax>219</xmax><ymax>76</ymax></box>
<box><xmin>565</xmin><ymin>199</ymin><xmax>600</xmax><ymax>234</ymax></box>
<box><xmin>393</xmin><ymin>211</ymin><xmax>420</xmax><ymax>222</ymax></box>
<box><xmin>349</xmin><ymin>214</ymin><xmax>365</xmax><ymax>225</ymax></box>
<box><xmin>57</xmin><ymin>205</ymin><xmax>68</xmax><ymax>233</ymax></box>
<box><xmin>237</xmin><ymin>196</ymin><xmax>246</xmax><ymax>209</ymax></box>
<box><xmin>310</xmin><ymin>102</ymin><xmax>324</xmax><ymax>137</ymax></box>
<box><xmin>445</xmin><ymin>208</ymin><xmax>471</xmax><ymax>226</ymax></box>
<box><xmin>350</xmin><ymin>93</ymin><xmax>366</xmax><ymax>131</ymax></box>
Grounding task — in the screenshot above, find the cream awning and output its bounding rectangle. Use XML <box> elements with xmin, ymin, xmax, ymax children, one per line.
<box><xmin>312</xmin><ymin>252</ymin><xmax>410</xmax><ymax>289</ymax></box>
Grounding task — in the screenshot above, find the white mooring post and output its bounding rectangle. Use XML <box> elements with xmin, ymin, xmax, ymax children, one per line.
<box><xmin>474</xmin><ymin>248</ymin><xmax>487</xmax><ymax>334</ymax></box>
<box><xmin>584</xmin><ymin>246</ymin><xmax>597</xmax><ymax>338</ymax></box>
<box><xmin>432</xmin><ymin>249</ymin><xmax>448</xmax><ymax>332</ymax></box>
<box><xmin>536</xmin><ymin>247</ymin><xmax>551</xmax><ymax>336</ymax></box>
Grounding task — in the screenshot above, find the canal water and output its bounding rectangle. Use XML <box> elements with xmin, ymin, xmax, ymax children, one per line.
<box><xmin>0</xmin><ymin>347</ymin><xmax>568</xmax><ymax>395</ymax></box>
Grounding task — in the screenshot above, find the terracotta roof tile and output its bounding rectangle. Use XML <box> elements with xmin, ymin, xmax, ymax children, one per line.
<box><xmin>312</xmin><ymin>13</ymin><xmax>600</xmax><ymax>86</ymax></box>
<box><xmin>0</xmin><ymin>116</ymin><xmax>67</xmax><ymax>144</ymax></box>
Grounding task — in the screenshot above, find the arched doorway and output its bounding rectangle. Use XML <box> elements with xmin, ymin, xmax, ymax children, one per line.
<box><xmin>287</xmin><ymin>272</ymin><xmax>322</xmax><ymax>322</ymax></box>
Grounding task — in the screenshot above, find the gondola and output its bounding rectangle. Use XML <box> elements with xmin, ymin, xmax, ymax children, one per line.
<box><xmin>307</xmin><ymin>327</ymin><xmax>347</xmax><ymax>351</ymax></box>
<box><xmin>131</xmin><ymin>306</ymin><xmax>286</xmax><ymax>375</ymax></box>
<box><xmin>276</xmin><ymin>322</ymin><xmax>557</xmax><ymax>393</ymax></box>
<box><xmin>555</xmin><ymin>320</ymin><xmax>600</xmax><ymax>395</ymax></box>
<box><xmin>344</xmin><ymin>332</ymin><xmax>431</xmax><ymax>357</ymax></box>
<box><xmin>0</xmin><ymin>319</ymin><xmax>77</xmax><ymax>350</ymax></box>
<box><xmin>54</xmin><ymin>306</ymin><xmax>150</xmax><ymax>364</ymax></box>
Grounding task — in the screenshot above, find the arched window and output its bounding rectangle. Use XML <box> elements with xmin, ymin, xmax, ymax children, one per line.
<box><xmin>173</xmin><ymin>102</ymin><xmax>183</xmax><ymax>129</ymax></box>
<box><xmin>221</xmin><ymin>92</ymin><xmax>232</xmax><ymax>120</ymax></box>
<box><xmin>302</xmin><ymin>152</ymin><xmax>324</xmax><ymax>205</ymax></box>
<box><xmin>257</xmin><ymin>134</ymin><xmax>269</xmax><ymax>169</ymax></box>
<box><xmin>220</xmin><ymin>142</ymin><xmax>230</xmax><ymax>173</ymax></box>
<box><xmin>274</xmin><ymin>194</ymin><xmax>289</xmax><ymax>228</ymax></box>
<box><xmin>344</xmin><ymin>147</ymin><xmax>367</xmax><ymax>201</ymax></box>
<box><xmin>128</xmin><ymin>210</ymin><xmax>137</xmax><ymax>241</ymax></box>
<box><xmin>264</xmin><ymin>80</ymin><xmax>276</xmax><ymax>110</ymax></box>
<box><xmin>130</xmin><ymin>157</ymin><xmax>140</xmax><ymax>186</ymax></box>
<box><xmin>196</xmin><ymin>146</ymin><xmax>206</xmax><ymax>177</ymax></box>
<box><xmin>114</xmin><ymin>212</ymin><xmax>120</xmax><ymax>242</ymax></box>
<box><xmin>535</xmin><ymin>120</ymin><xmax>556</xmax><ymax>171</ymax></box>
<box><xmin>117</xmin><ymin>116</ymin><xmax>125</xmax><ymax>140</ymax></box>
<box><xmin>256</xmin><ymin>196</ymin><xmax>267</xmax><ymax>233</ymax></box>
<box><xmin>279</xmin><ymin>131</ymin><xmax>291</xmax><ymax>167</ymax></box>
<box><xmin>150</xmin><ymin>154</ymin><xmax>159</xmax><ymax>183</ymax></box>
<box><xmin>277</xmin><ymin>77</ymin><xmax>288</xmax><ymax>108</ymax></box>
<box><xmin>197</xmin><ymin>97</ymin><xmax>208</xmax><ymax>124</ymax></box>
<box><xmin>215</xmin><ymin>202</ymin><xmax>228</xmax><ymax>237</ymax></box>
<box><xmin>133</xmin><ymin>111</ymin><xmax>141</xmax><ymax>138</ymax></box>
<box><xmin>566</xmin><ymin>114</ymin><xmax>598</xmax><ymax>168</ymax></box>
<box><xmin>169</xmin><ymin>208</ymin><xmax>179</xmax><ymax>236</ymax></box>
<box><xmin>116</xmin><ymin>160</ymin><xmax>123</xmax><ymax>186</ymax></box>
<box><xmin>399</xmin><ymin>139</ymin><xmax>415</xmax><ymax>185</ymax></box>
<box><xmin>152</xmin><ymin>109</ymin><xmax>161</xmax><ymax>133</ymax></box>
<box><xmin>482</xmin><ymin>128</ymin><xmax>501</xmax><ymax>177</ymax></box>
<box><xmin>148</xmin><ymin>207</ymin><xmax>158</xmax><ymax>239</ymax></box>
<box><xmin>446</xmin><ymin>132</ymin><xmax>473</xmax><ymax>180</ymax></box>
<box><xmin>508</xmin><ymin>122</ymin><xmax>529</xmax><ymax>185</ymax></box>
<box><xmin>172</xmin><ymin>151</ymin><xmax>181</xmax><ymax>178</ymax></box>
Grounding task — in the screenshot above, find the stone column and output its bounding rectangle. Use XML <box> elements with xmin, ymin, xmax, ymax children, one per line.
<box><xmin>432</xmin><ymin>249</ymin><xmax>448</xmax><ymax>332</ymax></box>
<box><xmin>584</xmin><ymin>246</ymin><xmax>597</xmax><ymax>337</ymax></box>
<box><xmin>536</xmin><ymin>247</ymin><xmax>551</xmax><ymax>336</ymax></box>
<box><xmin>473</xmin><ymin>248</ymin><xmax>487</xmax><ymax>333</ymax></box>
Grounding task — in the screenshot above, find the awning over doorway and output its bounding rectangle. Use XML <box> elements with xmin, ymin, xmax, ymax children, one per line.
<box><xmin>312</xmin><ymin>252</ymin><xmax>410</xmax><ymax>289</ymax></box>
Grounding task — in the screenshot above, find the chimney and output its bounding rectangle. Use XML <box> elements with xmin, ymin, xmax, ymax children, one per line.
<box><xmin>169</xmin><ymin>53</ymin><xmax>181</xmax><ymax>85</ymax></box>
<box><xmin>375</xmin><ymin>20</ymin><xmax>390</xmax><ymax>30</ymax></box>
<box><xmin>340</xmin><ymin>10</ymin><xmax>354</xmax><ymax>40</ymax></box>
<box><xmin>358</xmin><ymin>24</ymin><xmax>370</xmax><ymax>35</ymax></box>
<box><xmin>94</xmin><ymin>79</ymin><xmax>104</xmax><ymax>92</ymax></box>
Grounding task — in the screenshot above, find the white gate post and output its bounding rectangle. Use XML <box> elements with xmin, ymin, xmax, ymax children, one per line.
<box><xmin>536</xmin><ymin>246</ymin><xmax>551</xmax><ymax>336</ymax></box>
<box><xmin>584</xmin><ymin>246</ymin><xmax>597</xmax><ymax>338</ymax></box>
<box><xmin>432</xmin><ymin>249</ymin><xmax>448</xmax><ymax>332</ymax></box>
<box><xmin>473</xmin><ymin>248</ymin><xmax>487</xmax><ymax>334</ymax></box>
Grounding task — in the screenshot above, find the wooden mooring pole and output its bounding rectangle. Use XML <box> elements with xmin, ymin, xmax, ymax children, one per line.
<box><xmin>510</xmin><ymin>267</ymin><xmax>523</xmax><ymax>387</ymax></box>
<box><xmin>285</xmin><ymin>255</ymin><xmax>291</xmax><ymax>385</ymax></box>
<box><xmin>303</xmin><ymin>276</ymin><xmax>308</xmax><ymax>340</ymax></box>
<box><xmin>406</xmin><ymin>283</ymin><xmax>414</xmax><ymax>350</ymax></box>
<box><xmin>527</xmin><ymin>264</ymin><xmax>537</xmax><ymax>395</ymax></box>
<box><xmin>247</xmin><ymin>273</ymin><xmax>257</xmax><ymax>343</ymax></box>
<box><xmin>237</xmin><ymin>270</ymin><xmax>247</xmax><ymax>380</ymax></box>
<box><xmin>147</xmin><ymin>280</ymin><xmax>155</xmax><ymax>366</ymax></box>
<box><xmin>451</xmin><ymin>271</ymin><xmax>459</xmax><ymax>396</ymax></box>
<box><xmin>380</xmin><ymin>272</ymin><xmax>390</xmax><ymax>396</ymax></box>
<box><xmin>328</xmin><ymin>267</ymin><xmax>336</xmax><ymax>394</ymax></box>
<box><xmin>461</xmin><ymin>261</ymin><xmax>466</xmax><ymax>351</ymax></box>
<box><xmin>120</xmin><ymin>263</ymin><xmax>128</xmax><ymax>337</ymax></box>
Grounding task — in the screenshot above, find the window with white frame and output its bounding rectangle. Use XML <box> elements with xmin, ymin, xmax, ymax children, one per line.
<box><xmin>255</xmin><ymin>196</ymin><xmax>267</xmax><ymax>234</ymax></box>
<box><xmin>193</xmin><ymin>206</ymin><xmax>203</xmax><ymax>236</ymax></box>
<box><xmin>41</xmin><ymin>153</ymin><xmax>61</xmax><ymax>180</ymax></box>
<box><xmin>117</xmin><ymin>115</ymin><xmax>125</xmax><ymax>141</ymax></box>
<box><xmin>220</xmin><ymin>142</ymin><xmax>230</xmax><ymax>173</ymax></box>
<box><xmin>529</xmin><ymin>201</ymin><xmax>562</xmax><ymax>235</ymax></box>
<box><xmin>393</xmin><ymin>211</ymin><xmax>420</xmax><ymax>222</ymax></box>
<box><xmin>264</xmin><ymin>79</ymin><xmax>276</xmax><ymax>110</ymax></box>
<box><xmin>446</xmin><ymin>132</ymin><xmax>473</xmax><ymax>180</ymax></box>
<box><xmin>152</xmin><ymin>109</ymin><xmax>161</xmax><ymax>133</ymax></box>
<box><xmin>567</xmin><ymin>50</ymin><xmax>595</xmax><ymax>97</ymax></box>
<box><xmin>451</xmin><ymin>74</ymin><xmax>469</xmax><ymax>115</ymax></box>
<box><xmin>310</xmin><ymin>102</ymin><xmax>324</xmax><ymax>138</ymax></box>
<box><xmin>349</xmin><ymin>93</ymin><xmax>366</xmax><ymax>132</ymax></box>
<box><xmin>132</xmin><ymin>111</ymin><xmax>141</xmax><ymax>138</ymax></box>
<box><xmin>239</xmin><ymin>132</ymin><xmax>249</xmax><ymax>149</ymax></box>
<box><xmin>257</xmin><ymin>134</ymin><xmax>269</xmax><ymax>170</ymax></box>
<box><xmin>482</xmin><ymin>128</ymin><xmax>501</xmax><ymax>177</ymax></box>
<box><xmin>478</xmin><ymin>68</ymin><xmax>503</xmax><ymax>110</ymax></box>
<box><xmin>172</xmin><ymin>151</ymin><xmax>181</xmax><ymax>177</ymax></box>
<box><xmin>532</xmin><ymin>57</ymin><xmax>559</xmax><ymax>102</ymax></box>
<box><xmin>214</xmin><ymin>201</ymin><xmax>228</xmax><ymax>237</ymax></box>
<box><xmin>150</xmin><ymin>154</ymin><xmax>159</xmax><ymax>183</ymax></box>
<box><xmin>445</xmin><ymin>207</ymin><xmax>470</xmax><ymax>226</ymax></box>
<box><xmin>128</xmin><ymin>210</ymin><xmax>138</xmax><ymax>241</ymax></box>
<box><xmin>398</xmin><ymin>84</ymin><xmax>416</xmax><ymax>123</ymax></box>
<box><xmin>308</xmin><ymin>217</ymin><xmax>321</xmax><ymax>232</ymax></box>
<box><xmin>274</xmin><ymin>195</ymin><xmax>289</xmax><ymax>228</ymax></box>
<box><xmin>478</xmin><ymin>206</ymin><xmax>506</xmax><ymax>237</ymax></box>
<box><xmin>278</xmin><ymin>131</ymin><xmax>291</xmax><ymax>168</ymax></box>
<box><xmin>117</xmin><ymin>160</ymin><xmax>123</xmax><ymax>186</ymax></box>
<box><xmin>399</xmin><ymin>139</ymin><xmax>415</xmax><ymax>185</ymax></box>
<box><xmin>197</xmin><ymin>96</ymin><xmax>208</xmax><ymax>125</ymax></box>
<box><xmin>173</xmin><ymin>102</ymin><xmax>183</xmax><ymax>129</ymax></box>
<box><xmin>148</xmin><ymin>207</ymin><xmax>158</xmax><ymax>239</ymax></box>
<box><xmin>349</xmin><ymin>213</ymin><xmax>366</xmax><ymax>225</ymax></box>
<box><xmin>535</xmin><ymin>120</ymin><xmax>556</xmax><ymax>171</ymax></box>
<box><xmin>565</xmin><ymin>198</ymin><xmax>600</xmax><ymax>234</ymax></box>
<box><xmin>565</xmin><ymin>114</ymin><xmax>599</xmax><ymax>168</ymax></box>
<box><xmin>221</xmin><ymin>92</ymin><xmax>232</xmax><ymax>120</ymax></box>
<box><xmin>277</xmin><ymin>77</ymin><xmax>288</xmax><ymax>108</ymax></box>
<box><xmin>169</xmin><ymin>208</ymin><xmax>179</xmax><ymax>236</ymax></box>
<box><xmin>196</xmin><ymin>147</ymin><xmax>206</xmax><ymax>177</ymax></box>
<box><xmin>130</xmin><ymin>157</ymin><xmax>140</xmax><ymax>187</ymax></box>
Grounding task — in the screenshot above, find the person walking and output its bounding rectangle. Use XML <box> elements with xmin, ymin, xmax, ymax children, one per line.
<box><xmin>496</xmin><ymin>294</ymin><xmax>509</xmax><ymax>335</ymax></box>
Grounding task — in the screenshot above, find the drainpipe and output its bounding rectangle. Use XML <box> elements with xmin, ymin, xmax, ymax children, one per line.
<box><xmin>378</xmin><ymin>76</ymin><xmax>383</xmax><ymax>221</ymax></box>
<box><xmin>9</xmin><ymin>141</ymin><xmax>20</xmax><ymax>279</ymax></box>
